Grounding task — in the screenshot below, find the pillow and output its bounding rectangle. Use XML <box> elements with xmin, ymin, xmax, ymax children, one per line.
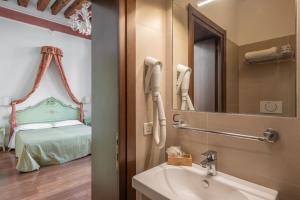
<box><xmin>52</xmin><ymin>120</ymin><xmax>82</xmax><ymax>128</ymax></box>
<box><xmin>15</xmin><ymin>123</ymin><xmax>53</xmax><ymax>131</ymax></box>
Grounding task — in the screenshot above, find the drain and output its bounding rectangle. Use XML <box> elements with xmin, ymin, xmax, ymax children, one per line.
<box><xmin>202</xmin><ymin>179</ymin><xmax>209</xmax><ymax>188</ymax></box>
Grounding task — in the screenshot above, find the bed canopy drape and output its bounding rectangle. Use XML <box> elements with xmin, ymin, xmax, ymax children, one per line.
<box><xmin>10</xmin><ymin>46</ymin><xmax>84</xmax><ymax>140</ymax></box>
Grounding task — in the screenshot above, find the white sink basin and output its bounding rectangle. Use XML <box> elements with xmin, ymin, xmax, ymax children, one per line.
<box><xmin>133</xmin><ymin>163</ymin><xmax>278</xmax><ymax>200</ymax></box>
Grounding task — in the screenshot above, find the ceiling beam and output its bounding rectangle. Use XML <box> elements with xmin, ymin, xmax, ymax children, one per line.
<box><xmin>17</xmin><ymin>0</ymin><xmax>30</xmax><ymax>7</ymax></box>
<box><xmin>64</xmin><ymin>0</ymin><xmax>86</xmax><ymax>18</ymax></box>
<box><xmin>37</xmin><ymin>0</ymin><xmax>51</xmax><ymax>11</ymax></box>
<box><xmin>51</xmin><ymin>0</ymin><xmax>71</xmax><ymax>15</ymax></box>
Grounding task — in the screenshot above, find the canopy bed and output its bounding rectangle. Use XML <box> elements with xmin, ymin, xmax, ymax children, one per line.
<box><xmin>8</xmin><ymin>46</ymin><xmax>91</xmax><ymax>172</ymax></box>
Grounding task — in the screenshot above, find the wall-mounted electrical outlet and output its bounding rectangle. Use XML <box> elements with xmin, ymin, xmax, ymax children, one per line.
<box><xmin>143</xmin><ymin>122</ymin><xmax>153</xmax><ymax>136</ymax></box>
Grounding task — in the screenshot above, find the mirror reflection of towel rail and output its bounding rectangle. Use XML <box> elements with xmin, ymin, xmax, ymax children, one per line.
<box><xmin>172</xmin><ymin>114</ymin><xmax>279</xmax><ymax>143</ymax></box>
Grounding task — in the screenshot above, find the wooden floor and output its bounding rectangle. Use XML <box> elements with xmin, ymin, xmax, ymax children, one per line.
<box><xmin>0</xmin><ymin>151</ymin><xmax>91</xmax><ymax>200</ymax></box>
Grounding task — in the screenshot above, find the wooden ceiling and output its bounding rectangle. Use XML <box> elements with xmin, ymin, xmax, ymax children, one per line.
<box><xmin>14</xmin><ymin>0</ymin><xmax>87</xmax><ymax>18</ymax></box>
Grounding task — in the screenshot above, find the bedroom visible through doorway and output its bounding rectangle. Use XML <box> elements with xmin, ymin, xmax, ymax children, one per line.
<box><xmin>0</xmin><ymin>1</ymin><xmax>92</xmax><ymax>199</ymax></box>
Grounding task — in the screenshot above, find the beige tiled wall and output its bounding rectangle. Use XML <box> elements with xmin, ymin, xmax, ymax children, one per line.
<box><xmin>226</xmin><ymin>39</ymin><xmax>239</xmax><ymax>113</ymax></box>
<box><xmin>172</xmin><ymin>2</ymin><xmax>188</xmax><ymax>110</ymax></box>
<box><xmin>166</xmin><ymin>2</ymin><xmax>300</xmax><ymax>200</ymax></box>
<box><xmin>135</xmin><ymin>0</ymin><xmax>169</xmax><ymax>199</ymax></box>
<box><xmin>238</xmin><ymin>35</ymin><xmax>296</xmax><ymax>117</ymax></box>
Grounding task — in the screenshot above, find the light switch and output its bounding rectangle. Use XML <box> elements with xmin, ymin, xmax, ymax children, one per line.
<box><xmin>260</xmin><ymin>101</ymin><xmax>282</xmax><ymax>114</ymax></box>
<box><xmin>143</xmin><ymin>122</ymin><xmax>153</xmax><ymax>136</ymax></box>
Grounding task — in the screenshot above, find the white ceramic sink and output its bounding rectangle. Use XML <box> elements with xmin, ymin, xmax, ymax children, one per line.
<box><xmin>133</xmin><ymin>163</ymin><xmax>278</xmax><ymax>200</ymax></box>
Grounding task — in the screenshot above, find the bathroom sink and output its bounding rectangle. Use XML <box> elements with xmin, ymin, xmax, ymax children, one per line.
<box><xmin>132</xmin><ymin>163</ymin><xmax>278</xmax><ymax>200</ymax></box>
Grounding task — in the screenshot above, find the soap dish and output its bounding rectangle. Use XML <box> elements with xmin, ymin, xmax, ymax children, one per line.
<box><xmin>167</xmin><ymin>154</ymin><xmax>192</xmax><ymax>166</ymax></box>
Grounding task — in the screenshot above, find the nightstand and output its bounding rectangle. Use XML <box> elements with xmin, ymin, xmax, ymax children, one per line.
<box><xmin>0</xmin><ymin>128</ymin><xmax>5</xmax><ymax>152</ymax></box>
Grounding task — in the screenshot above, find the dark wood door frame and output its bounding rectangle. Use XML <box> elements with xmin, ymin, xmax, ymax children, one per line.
<box><xmin>119</xmin><ymin>0</ymin><xmax>136</xmax><ymax>199</ymax></box>
<box><xmin>124</xmin><ymin>0</ymin><xmax>137</xmax><ymax>199</ymax></box>
<box><xmin>188</xmin><ymin>4</ymin><xmax>227</xmax><ymax>112</ymax></box>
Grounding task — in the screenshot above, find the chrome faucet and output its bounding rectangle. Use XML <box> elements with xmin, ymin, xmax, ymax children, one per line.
<box><xmin>200</xmin><ymin>150</ymin><xmax>217</xmax><ymax>176</ymax></box>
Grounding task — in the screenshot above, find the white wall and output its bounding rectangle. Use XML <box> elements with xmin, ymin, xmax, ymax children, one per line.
<box><xmin>0</xmin><ymin>17</ymin><xmax>91</xmax><ymax>128</ymax></box>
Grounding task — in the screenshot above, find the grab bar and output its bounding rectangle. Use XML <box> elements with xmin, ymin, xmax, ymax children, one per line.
<box><xmin>172</xmin><ymin>114</ymin><xmax>279</xmax><ymax>143</ymax></box>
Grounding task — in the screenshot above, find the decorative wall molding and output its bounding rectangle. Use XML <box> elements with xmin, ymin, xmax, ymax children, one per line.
<box><xmin>0</xmin><ymin>6</ymin><xmax>91</xmax><ymax>40</ymax></box>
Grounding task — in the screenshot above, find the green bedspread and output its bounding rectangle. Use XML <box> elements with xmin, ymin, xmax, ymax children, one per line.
<box><xmin>15</xmin><ymin>125</ymin><xmax>91</xmax><ymax>172</ymax></box>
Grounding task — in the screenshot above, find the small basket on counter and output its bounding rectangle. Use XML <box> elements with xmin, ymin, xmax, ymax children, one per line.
<box><xmin>167</xmin><ymin>154</ymin><xmax>192</xmax><ymax>166</ymax></box>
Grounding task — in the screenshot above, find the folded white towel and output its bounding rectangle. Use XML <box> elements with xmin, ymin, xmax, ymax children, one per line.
<box><xmin>245</xmin><ymin>47</ymin><xmax>279</xmax><ymax>62</ymax></box>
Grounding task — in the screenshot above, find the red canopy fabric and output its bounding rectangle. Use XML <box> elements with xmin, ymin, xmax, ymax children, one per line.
<box><xmin>10</xmin><ymin>46</ymin><xmax>84</xmax><ymax>140</ymax></box>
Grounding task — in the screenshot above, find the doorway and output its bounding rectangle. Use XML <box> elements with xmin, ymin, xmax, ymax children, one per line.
<box><xmin>0</xmin><ymin>0</ymin><xmax>137</xmax><ymax>199</ymax></box>
<box><xmin>188</xmin><ymin>5</ymin><xmax>226</xmax><ymax>112</ymax></box>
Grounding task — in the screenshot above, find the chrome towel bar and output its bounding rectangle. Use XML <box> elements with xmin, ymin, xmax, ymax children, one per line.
<box><xmin>172</xmin><ymin>114</ymin><xmax>279</xmax><ymax>143</ymax></box>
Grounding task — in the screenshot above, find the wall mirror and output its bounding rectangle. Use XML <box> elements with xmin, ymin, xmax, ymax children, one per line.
<box><xmin>172</xmin><ymin>0</ymin><xmax>297</xmax><ymax>117</ymax></box>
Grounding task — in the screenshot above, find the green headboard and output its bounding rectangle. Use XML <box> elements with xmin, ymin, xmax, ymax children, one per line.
<box><xmin>16</xmin><ymin>97</ymin><xmax>80</xmax><ymax>125</ymax></box>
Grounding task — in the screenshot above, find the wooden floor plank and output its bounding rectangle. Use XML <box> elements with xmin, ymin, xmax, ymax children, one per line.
<box><xmin>0</xmin><ymin>151</ymin><xmax>91</xmax><ymax>200</ymax></box>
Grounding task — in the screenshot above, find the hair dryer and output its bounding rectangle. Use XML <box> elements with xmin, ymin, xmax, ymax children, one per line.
<box><xmin>176</xmin><ymin>64</ymin><xmax>195</xmax><ymax>111</ymax></box>
<box><xmin>144</xmin><ymin>57</ymin><xmax>166</xmax><ymax>149</ymax></box>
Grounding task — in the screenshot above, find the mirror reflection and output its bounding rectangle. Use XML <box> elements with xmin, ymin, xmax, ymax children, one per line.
<box><xmin>173</xmin><ymin>0</ymin><xmax>297</xmax><ymax>117</ymax></box>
